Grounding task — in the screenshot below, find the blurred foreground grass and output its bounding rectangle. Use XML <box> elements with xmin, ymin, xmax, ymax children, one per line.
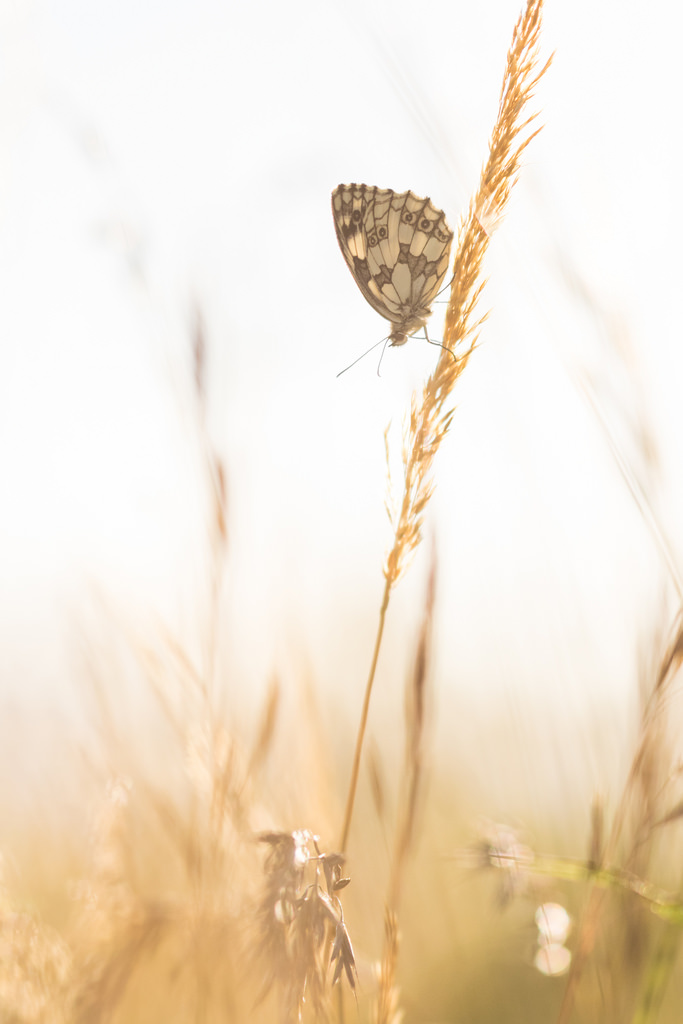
<box><xmin>3</xmin><ymin>0</ymin><xmax>683</xmax><ymax>1020</ymax></box>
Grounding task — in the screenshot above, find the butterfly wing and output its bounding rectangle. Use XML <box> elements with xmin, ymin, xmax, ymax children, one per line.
<box><xmin>332</xmin><ymin>185</ymin><xmax>393</xmax><ymax>322</ymax></box>
<box><xmin>331</xmin><ymin>184</ymin><xmax>453</xmax><ymax>339</ymax></box>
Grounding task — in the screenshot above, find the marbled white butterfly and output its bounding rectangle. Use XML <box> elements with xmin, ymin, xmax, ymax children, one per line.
<box><xmin>331</xmin><ymin>184</ymin><xmax>453</xmax><ymax>347</ymax></box>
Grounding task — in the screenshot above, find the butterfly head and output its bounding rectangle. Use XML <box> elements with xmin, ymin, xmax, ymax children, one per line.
<box><xmin>388</xmin><ymin>308</ymin><xmax>431</xmax><ymax>346</ymax></box>
<box><xmin>388</xmin><ymin>331</ymin><xmax>409</xmax><ymax>347</ymax></box>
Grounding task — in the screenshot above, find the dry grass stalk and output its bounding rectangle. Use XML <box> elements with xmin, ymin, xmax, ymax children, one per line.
<box><xmin>0</xmin><ymin>854</ymin><xmax>72</xmax><ymax>1024</ymax></box>
<box><xmin>339</xmin><ymin>0</ymin><xmax>551</xmax><ymax>855</ymax></box>
<box><xmin>375</xmin><ymin>548</ymin><xmax>436</xmax><ymax>1024</ymax></box>
<box><xmin>557</xmin><ymin>613</ymin><xmax>683</xmax><ymax>1024</ymax></box>
<box><xmin>68</xmin><ymin>555</ymin><xmax>277</xmax><ymax>1022</ymax></box>
<box><xmin>256</xmin><ymin>830</ymin><xmax>355</xmax><ymax>1023</ymax></box>
<box><xmin>388</xmin><ymin>546</ymin><xmax>434</xmax><ymax>912</ymax></box>
<box><xmin>375</xmin><ymin>910</ymin><xmax>401</xmax><ymax>1024</ymax></box>
<box><xmin>190</xmin><ymin>300</ymin><xmax>229</xmax><ymax>700</ymax></box>
<box><xmin>82</xmin><ymin>775</ymin><xmax>240</xmax><ymax>1021</ymax></box>
<box><xmin>66</xmin><ymin>665</ymin><xmax>269</xmax><ymax>1023</ymax></box>
<box><xmin>249</xmin><ymin>674</ymin><xmax>281</xmax><ymax>779</ymax></box>
<box><xmin>69</xmin><ymin>777</ymin><xmax>169</xmax><ymax>1024</ymax></box>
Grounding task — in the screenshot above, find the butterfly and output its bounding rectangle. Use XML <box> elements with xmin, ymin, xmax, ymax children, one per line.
<box><xmin>331</xmin><ymin>184</ymin><xmax>453</xmax><ymax>348</ymax></box>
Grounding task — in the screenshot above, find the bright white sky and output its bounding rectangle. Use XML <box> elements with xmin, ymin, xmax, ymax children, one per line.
<box><xmin>1</xmin><ymin>0</ymin><xmax>683</xmax><ymax>805</ymax></box>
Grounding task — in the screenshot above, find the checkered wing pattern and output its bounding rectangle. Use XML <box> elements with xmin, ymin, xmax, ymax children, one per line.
<box><xmin>331</xmin><ymin>184</ymin><xmax>453</xmax><ymax>346</ymax></box>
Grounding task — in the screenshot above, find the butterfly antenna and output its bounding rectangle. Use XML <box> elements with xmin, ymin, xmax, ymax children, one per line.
<box><xmin>336</xmin><ymin>336</ymin><xmax>388</xmax><ymax>378</ymax></box>
<box><xmin>376</xmin><ymin>337</ymin><xmax>390</xmax><ymax>376</ymax></box>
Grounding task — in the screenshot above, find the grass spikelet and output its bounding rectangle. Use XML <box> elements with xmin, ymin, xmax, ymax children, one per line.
<box><xmin>340</xmin><ymin>0</ymin><xmax>550</xmax><ymax>855</ymax></box>
<box><xmin>256</xmin><ymin>830</ymin><xmax>356</xmax><ymax>1023</ymax></box>
<box><xmin>386</xmin><ymin>0</ymin><xmax>550</xmax><ymax>591</ymax></box>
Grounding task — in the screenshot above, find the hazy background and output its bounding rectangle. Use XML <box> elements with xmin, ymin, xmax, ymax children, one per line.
<box><xmin>1</xmin><ymin>0</ymin><xmax>682</xmax><ymax>832</ymax></box>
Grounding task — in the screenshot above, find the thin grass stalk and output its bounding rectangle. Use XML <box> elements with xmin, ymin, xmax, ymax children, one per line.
<box><xmin>577</xmin><ymin>380</ymin><xmax>683</xmax><ymax>603</ymax></box>
<box><xmin>339</xmin><ymin>0</ymin><xmax>550</xmax><ymax>855</ymax></box>
<box><xmin>339</xmin><ymin>580</ymin><xmax>391</xmax><ymax>853</ymax></box>
<box><xmin>556</xmin><ymin>611</ymin><xmax>683</xmax><ymax>1024</ymax></box>
<box><xmin>631</xmin><ymin>924</ymin><xmax>681</xmax><ymax>1024</ymax></box>
<box><xmin>387</xmin><ymin>546</ymin><xmax>434</xmax><ymax>914</ymax></box>
<box><xmin>190</xmin><ymin>301</ymin><xmax>229</xmax><ymax>709</ymax></box>
<box><xmin>376</xmin><ymin>548</ymin><xmax>435</xmax><ymax>1024</ymax></box>
<box><xmin>375</xmin><ymin>910</ymin><xmax>401</xmax><ymax>1024</ymax></box>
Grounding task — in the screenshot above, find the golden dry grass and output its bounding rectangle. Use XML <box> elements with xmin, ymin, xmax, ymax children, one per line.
<box><xmin>4</xmin><ymin>1</ymin><xmax>683</xmax><ymax>1022</ymax></box>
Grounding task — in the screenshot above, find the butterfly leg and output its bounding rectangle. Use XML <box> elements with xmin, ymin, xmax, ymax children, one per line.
<box><xmin>423</xmin><ymin>326</ymin><xmax>456</xmax><ymax>363</ymax></box>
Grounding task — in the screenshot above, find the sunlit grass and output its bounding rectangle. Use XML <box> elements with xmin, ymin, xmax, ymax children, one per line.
<box><xmin>4</xmin><ymin>1</ymin><xmax>683</xmax><ymax>1022</ymax></box>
